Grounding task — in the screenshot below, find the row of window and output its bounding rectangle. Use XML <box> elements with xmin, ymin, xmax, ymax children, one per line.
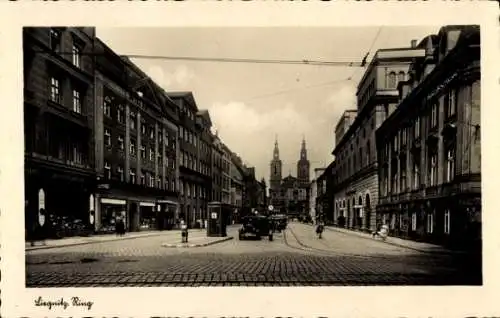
<box><xmin>384</xmin><ymin>210</ymin><xmax>451</xmax><ymax>235</ymax></box>
<box><xmin>179</xmin><ymin>181</ymin><xmax>207</xmax><ymax>199</ymax></box>
<box><xmin>49</xmin><ymin>28</ymin><xmax>83</xmax><ymax>70</ymax></box>
<box><xmin>49</xmin><ymin>77</ymin><xmax>84</xmax><ymax>114</ymax></box>
<box><xmin>180</xmin><ymin>151</ymin><xmax>210</xmax><ymax>175</ymax></box>
<box><xmin>103</xmin><ymin>162</ymin><xmax>176</xmax><ymax>191</ymax></box>
<box><xmin>380</xmin><ymin>142</ymin><xmax>455</xmax><ymax>196</ymax></box>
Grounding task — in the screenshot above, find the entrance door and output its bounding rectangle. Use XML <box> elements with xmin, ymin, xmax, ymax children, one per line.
<box><xmin>129</xmin><ymin>202</ymin><xmax>137</xmax><ymax>232</ymax></box>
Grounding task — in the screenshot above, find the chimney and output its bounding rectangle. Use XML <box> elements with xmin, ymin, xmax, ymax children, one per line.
<box><xmin>411</xmin><ymin>39</ymin><xmax>418</xmax><ymax>48</ymax></box>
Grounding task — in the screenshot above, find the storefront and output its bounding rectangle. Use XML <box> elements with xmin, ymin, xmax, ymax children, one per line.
<box><xmin>97</xmin><ymin>198</ymin><xmax>127</xmax><ymax>233</ymax></box>
<box><xmin>139</xmin><ymin>201</ymin><xmax>156</xmax><ymax>230</ymax></box>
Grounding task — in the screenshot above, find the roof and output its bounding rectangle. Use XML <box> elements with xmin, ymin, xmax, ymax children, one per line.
<box><xmin>197</xmin><ymin>109</ymin><xmax>212</xmax><ymax>126</ymax></box>
<box><xmin>167</xmin><ymin>91</ymin><xmax>198</xmax><ymax>111</ymax></box>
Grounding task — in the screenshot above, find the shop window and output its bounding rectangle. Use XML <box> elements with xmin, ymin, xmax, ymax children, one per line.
<box><xmin>426</xmin><ymin>213</ymin><xmax>434</xmax><ymax>234</ymax></box>
<box><xmin>444</xmin><ymin>209</ymin><xmax>450</xmax><ymax>234</ymax></box>
<box><xmin>411</xmin><ymin>212</ymin><xmax>417</xmax><ymax>231</ymax></box>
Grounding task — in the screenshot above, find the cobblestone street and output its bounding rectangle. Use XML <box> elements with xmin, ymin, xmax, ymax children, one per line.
<box><xmin>26</xmin><ymin>223</ymin><xmax>481</xmax><ymax>287</ymax></box>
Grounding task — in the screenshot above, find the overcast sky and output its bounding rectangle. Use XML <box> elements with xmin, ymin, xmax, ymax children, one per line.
<box><xmin>97</xmin><ymin>26</ymin><xmax>440</xmax><ymax>185</ymax></box>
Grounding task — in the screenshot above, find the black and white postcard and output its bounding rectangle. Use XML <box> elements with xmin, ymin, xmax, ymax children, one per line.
<box><xmin>0</xmin><ymin>1</ymin><xmax>498</xmax><ymax>317</ymax></box>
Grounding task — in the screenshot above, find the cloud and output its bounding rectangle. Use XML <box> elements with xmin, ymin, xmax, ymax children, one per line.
<box><xmin>145</xmin><ymin>64</ymin><xmax>195</xmax><ymax>90</ymax></box>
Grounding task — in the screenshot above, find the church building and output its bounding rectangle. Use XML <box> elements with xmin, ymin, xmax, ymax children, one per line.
<box><xmin>269</xmin><ymin>137</ymin><xmax>310</xmax><ymax>218</ymax></box>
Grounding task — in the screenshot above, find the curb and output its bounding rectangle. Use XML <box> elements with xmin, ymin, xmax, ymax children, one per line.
<box><xmin>323</xmin><ymin>226</ymin><xmax>463</xmax><ymax>255</ymax></box>
<box><xmin>25</xmin><ymin>232</ymin><xmax>169</xmax><ymax>251</ymax></box>
<box><xmin>161</xmin><ymin>236</ymin><xmax>234</xmax><ymax>248</ymax></box>
<box><xmin>294</xmin><ymin>222</ymin><xmax>460</xmax><ymax>255</ymax></box>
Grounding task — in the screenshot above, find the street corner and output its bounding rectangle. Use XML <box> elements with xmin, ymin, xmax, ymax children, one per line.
<box><xmin>161</xmin><ymin>236</ymin><xmax>234</xmax><ymax>248</ymax></box>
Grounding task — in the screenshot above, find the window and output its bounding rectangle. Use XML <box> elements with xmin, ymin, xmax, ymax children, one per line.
<box><xmin>431</xmin><ymin>103</ymin><xmax>438</xmax><ymax>128</ymax></box>
<box><xmin>103</xmin><ymin>97</ymin><xmax>111</xmax><ymax>117</ymax></box>
<box><xmin>149</xmin><ymin>149</ymin><xmax>154</xmax><ymax>161</ymax></box>
<box><xmin>414</xmin><ymin>117</ymin><xmax>420</xmax><ymax>139</ymax></box>
<box><xmin>446</xmin><ymin>90</ymin><xmax>457</xmax><ymax>117</ymax></box>
<box><xmin>426</xmin><ymin>212</ymin><xmax>434</xmax><ymax>234</ymax></box>
<box><xmin>118</xmin><ymin>135</ymin><xmax>124</xmax><ymax>150</ymax></box>
<box><xmin>104</xmin><ymin>161</ymin><xmax>111</xmax><ymax>179</ymax></box>
<box><xmin>398</xmin><ymin>71</ymin><xmax>405</xmax><ymax>83</ymax></box>
<box><xmin>117</xmin><ymin>166</ymin><xmax>124</xmax><ymax>182</ymax></box>
<box><xmin>140</xmin><ymin>145</ymin><xmax>146</xmax><ymax>159</ymax></box>
<box><xmin>72</xmin><ymin>43</ymin><xmax>82</xmax><ymax>68</ymax></box>
<box><xmin>401</xmin><ymin>127</ymin><xmax>407</xmax><ymax>146</ymax></box>
<box><xmin>49</xmin><ymin>29</ymin><xmax>61</xmax><ymax>51</ymax></box>
<box><xmin>141</xmin><ymin>123</ymin><xmax>146</xmax><ymax>135</ymax></box>
<box><xmin>400</xmin><ymin>157</ymin><xmax>407</xmax><ymax>191</ymax></box>
<box><xmin>104</xmin><ymin>129</ymin><xmax>111</xmax><ymax>147</ymax></box>
<box><xmin>388</xmin><ymin>72</ymin><xmax>396</xmax><ymax>88</ymax></box>
<box><xmin>157</xmin><ymin>177</ymin><xmax>162</xmax><ymax>189</ymax></box>
<box><xmin>130</xmin><ymin>140</ymin><xmax>136</xmax><ymax>156</ymax></box>
<box><xmin>411</xmin><ymin>212</ymin><xmax>417</xmax><ymax>231</ymax></box>
<box><xmin>413</xmin><ymin>156</ymin><xmax>420</xmax><ymax>190</ymax></box>
<box><xmin>149</xmin><ymin>174</ymin><xmax>155</xmax><ymax>187</ymax></box>
<box><xmin>50</xmin><ymin>77</ymin><xmax>61</xmax><ymax>103</ymax></box>
<box><xmin>72</xmin><ymin>89</ymin><xmax>82</xmax><ymax>113</ymax></box>
<box><xmin>446</xmin><ymin>147</ymin><xmax>455</xmax><ymax>182</ymax></box>
<box><xmin>429</xmin><ymin>152</ymin><xmax>437</xmax><ymax>186</ymax></box>
<box><xmin>150</xmin><ymin>127</ymin><xmax>155</xmax><ymax>139</ymax></box>
<box><xmin>130</xmin><ymin>169</ymin><xmax>136</xmax><ymax>184</ymax></box>
<box><xmin>366</xmin><ymin>141</ymin><xmax>371</xmax><ymax>165</ymax></box>
<box><xmin>444</xmin><ymin>209</ymin><xmax>450</xmax><ymax>234</ymax></box>
<box><xmin>117</xmin><ymin>105</ymin><xmax>124</xmax><ymax>123</ymax></box>
<box><xmin>130</xmin><ymin>112</ymin><xmax>136</xmax><ymax>130</ymax></box>
<box><xmin>141</xmin><ymin>172</ymin><xmax>145</xmax><ymax>185</ymax></box>
<box><xmin>158</xmin><ymin>132</ymin><xmax>163</xmax><ymax>144</ymax></box>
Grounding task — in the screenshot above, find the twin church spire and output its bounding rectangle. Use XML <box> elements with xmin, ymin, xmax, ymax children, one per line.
<box><xmin>270</xmin><ymin>134</ymin><xmax>310</xmax><ymax>187</ymax></box>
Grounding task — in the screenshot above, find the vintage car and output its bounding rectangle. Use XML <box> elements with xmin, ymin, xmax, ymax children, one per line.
<box><xmin>238</xmin><ymin>215</ymin><xmax>274</xmax><ymax>241</ymax></box>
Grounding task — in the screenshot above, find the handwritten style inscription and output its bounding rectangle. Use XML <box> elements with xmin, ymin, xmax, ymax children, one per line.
<box><xmin>34</xmin><ymin>296</ymin><xmax>94</xmax><ymax>310</ymax></box>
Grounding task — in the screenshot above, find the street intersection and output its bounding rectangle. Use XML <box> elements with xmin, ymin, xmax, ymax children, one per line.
<box><xmin>26</xmin><ymin>222</ymin><xmax>481</xmax><ymax>287</ymax></box>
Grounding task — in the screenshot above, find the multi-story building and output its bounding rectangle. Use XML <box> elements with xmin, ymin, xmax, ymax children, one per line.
<box><xmin>93</xmin><ymin>39</ymin><xmax>179</xmax><ymax>232</ymax></box>
<box><xmin>321</xmin><ymin>160</ymin><xmax>336</xmax><ymax>224</ymax></box>
<box><xmin>211</xmin><ymin>132</ymin><xmax>224</xmax><ymax>203</ymax></box>
<box><xmin>269</xmin><ymin>138</ymin><xmax>284</xmax><ymax>213</ymax></box>
<box><xmin>221</xmin><ymin>143</ymin><xmax>232</xmax><ymax>206</ymax></box>
<box><xmin>24</xmin><ymin>27</ymin><xmax>98</xmax><ymax>239</ymax></box>
<box><xmin>168</xmin><ymin>92</ymin><xmax>212</xmax><ymax>228</ymax></box>
<box><xmin>335</xmin><ymin>110</ymin><xmax>357</xmax><ymax>147</ymax></box>
<box><xmin>229</xmin><ymin>153</ymin><xmax>245</xmax><ymax>222</ymax></box>
<box><xmin>309</xmin><ymin>168</ymin><xmax>326</xmax><ymax>222</ymax></box>
<box><xmin>332</xmin><ymin>41</ymin><xmax>426</xmax><ymax>232</ymax></box>
<box><xmin>376</xmin><ymin>25</ymin><xmax>480</xmax><ymax>248</ymax></box>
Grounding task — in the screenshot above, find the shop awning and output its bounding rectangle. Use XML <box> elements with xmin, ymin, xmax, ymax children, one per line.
<box><xmin>101</xmin><ymin>198</ymin><xmax>126</xmax><ymax>205</ymax></box>
<box><xmin>139</xmin><ymin>202</ymin><xmax>155</xmax><ymax>207</ymax></box>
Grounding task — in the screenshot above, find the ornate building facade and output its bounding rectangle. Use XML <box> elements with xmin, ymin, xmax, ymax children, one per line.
<box><xmin>269</xmin><ymin>138</ymin><xmax>310</xmax><ymax>217</ymax></box>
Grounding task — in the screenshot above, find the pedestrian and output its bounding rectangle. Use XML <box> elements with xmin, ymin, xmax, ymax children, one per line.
<box><xmin>316</xmin><ymin>219</ymin><xmax>324</xmax><ymax>239</ymax></box>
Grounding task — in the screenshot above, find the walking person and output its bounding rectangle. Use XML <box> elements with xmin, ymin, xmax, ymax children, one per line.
<box><xmin>316</xmin><ymin>219</ymin><xmax>325</xmax><ymax>239</ymax></box>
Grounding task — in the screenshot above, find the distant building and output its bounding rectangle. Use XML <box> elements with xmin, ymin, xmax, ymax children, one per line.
<box><xmin>269</xmin><ymin>137</ymin><xmax>310</xmax><ymax>217</ymax></box>
<box><xmin>309</xmin><ymin>168</ymin><xmax>326</xmax><ymax>221</ymax></box>
<box><xmin>335</xmin><ymin>110</ymin><xmax>357</xmax><ymax>147</ymax></box>
<box><xmin>332</xmin><ymin>41</ymin><xmax>426</xmax><ymax>232</ymax></box>
<box><xmin>376</xmin><ymin>25</ymin><xmax>480</xmax><ymax>248</ymax></box>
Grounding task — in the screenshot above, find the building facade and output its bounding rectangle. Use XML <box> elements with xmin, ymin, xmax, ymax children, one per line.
<box><xmin>332</xmin><ymin>43</ymin><xmax>426</xmax><ymax>232</ymax></box>
<box><xmin>269</xmin><ymin>138</ymin><xmax>283</xmax><ymax>213</ymax></box>
<box><xmin>221</xmin><ymin>143</ymin><xmax>232</xmax><ymax>205</ymax></box>
<box><xmin>309</xmin><ymin>168</ymin><xmax>326</xmax><ymax>222</ymax></box>
<box><xmin>168</xmin><ymin>92</ymin><xmax>212</xmax><ymax>228</ymax></box>
<box><xmin>376</xmin><ymin>25</ymin><xmax>481</xmax><ymax>248</ymax></box>
<box><xmin>93</xmin><ymin>40</ymin><xmax>181</xmax><ymax>233</ymax></box>
<box><xmin>24</xmin><ymin>27</ymin><xmax>98</xmax><ymax>239</ymax></box>
<box><xmin>211</xmin><ymin>132</ymin><xmax>224</xmax><ymax>203</ymax></box>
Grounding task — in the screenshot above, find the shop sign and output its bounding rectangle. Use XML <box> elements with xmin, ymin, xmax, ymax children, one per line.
<box><xmin>38</xmin><ymin>188</ymin><xmax>45</xmax><ymax>227</ymax></box>
<box><xmin>89</xmin><ymin>194</ymin><xmax>95</xmax><ymax>225</ymax></box>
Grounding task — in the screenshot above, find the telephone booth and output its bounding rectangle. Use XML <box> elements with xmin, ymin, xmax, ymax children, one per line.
<box><xmin>207</xmin><ymin>201</ymin><xmax>230</xmax><ymax>237</ymax></box>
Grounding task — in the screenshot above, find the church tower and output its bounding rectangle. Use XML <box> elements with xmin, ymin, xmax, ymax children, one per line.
<box><xmin>270</xmin><ymin>136</ymin><xmax>282</xmax><ymax>191</ymax></box>
<box><xmin>297</xmin><ymin>136</ymin><xmax>310</xmax><ymax>184</ymax></box>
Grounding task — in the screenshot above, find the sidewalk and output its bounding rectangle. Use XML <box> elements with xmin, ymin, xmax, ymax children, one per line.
<box><xmin>26</xmin><ymin>229</ymin><xmax>185</xmax><ymax>251</ymax></box>
<box><xmin>324</xmin><ymin>225</ymin><xmax>467</xmax><ymax>255</ymax></box>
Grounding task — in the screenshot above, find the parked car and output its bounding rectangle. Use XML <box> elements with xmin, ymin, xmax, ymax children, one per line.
<box><xmin>269</xmin><ymin>214</ymin><xmax>287</xmax><ymax>232</ymax></box>
<box><xmin>239</xmin><ymin>215</ymin><xmax>273</xmax><ymax>241</ymax></box>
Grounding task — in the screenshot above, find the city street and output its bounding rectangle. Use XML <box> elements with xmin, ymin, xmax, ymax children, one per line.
<box><xmin>26</xmin><ymin>222</ymin><xmax>481</xmax><ymax>286</ymax></box>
